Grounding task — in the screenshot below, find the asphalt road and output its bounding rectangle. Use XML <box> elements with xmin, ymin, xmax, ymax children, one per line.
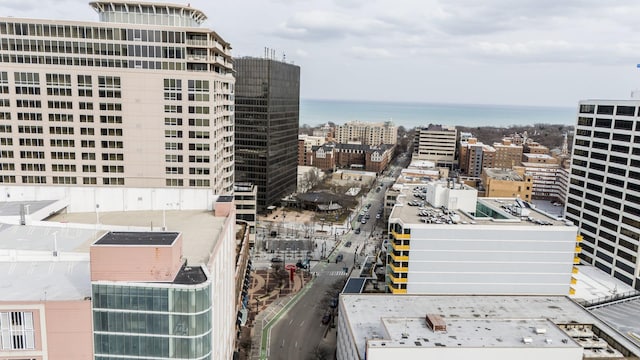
<box><xmin>267</xmin><ymin>155</ymin><xmax>407</xmax><ymax>359</ymax></box>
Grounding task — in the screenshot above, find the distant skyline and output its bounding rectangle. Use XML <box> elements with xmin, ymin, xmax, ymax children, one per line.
<box><xmin>3</xmin><ymin>0</ymin><xmax>640</xmax><ymax>107</ymax></box>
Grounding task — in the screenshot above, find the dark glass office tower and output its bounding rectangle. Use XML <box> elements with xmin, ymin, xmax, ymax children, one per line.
<box><xmin>234</xmin><ymin>57</ymin><xmax>300</xmax><ymax>212</ymax></box>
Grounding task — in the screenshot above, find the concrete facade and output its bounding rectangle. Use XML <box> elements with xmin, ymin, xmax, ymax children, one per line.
<box><xmin>413</xmin><ymin>125</ymin><xmax>457</xmax><ymax>168</ymax></box>
<box><xmin>482</xmin><ymin>168</ymin><xmax>533</xmax><ymax>201</ymax></box>
<box><xmin>386</xmin><ymin>182</ymin><xmax>579</xmax><ymax>295</ymax></box>
<box><xmin>334</xmin><ymin>121</ymin><xmax>397</xmax><ymax>146</ymax></box>
<box><xmin>0</xmin><ymin>1</ymin><xmax>235</xmax><ymax>193</ymax></box>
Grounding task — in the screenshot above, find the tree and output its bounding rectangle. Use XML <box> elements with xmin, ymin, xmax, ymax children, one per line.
<box><xmin>307</xmin><ymin>345</ymin><xmax>331</xmax><ymax>360</ymax></box>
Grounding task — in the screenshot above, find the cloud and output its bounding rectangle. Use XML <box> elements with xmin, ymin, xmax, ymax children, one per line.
<box><xmin>346</xmin><ymin>46</ymin><xmax>394</xmax><ymax>60</ymax></box>
<box><xmin>273</xmin><ymin>10</ymin><xmax>396</xmax><ymax>40</ymax></box>
<box><xmin>295</xmin><ymin>49</ymin><xmax>309</xmax><ymax>58</ymax></box>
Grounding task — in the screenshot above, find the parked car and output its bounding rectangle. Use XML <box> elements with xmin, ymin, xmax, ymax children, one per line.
<box><xmin>345</xmin><ymin>241</ymin><xmax>352</xmax><ymax>247</ymax></box>
<box><xmin>270</xmin><ymin>257</ymin><xmax>283</xmax><ymax>263</ymax></box>
<box><xmin>321</xmin><ymin>312</ymin><xmax>331</xmax><ymax>325</ymax></box>
<box><xmin>335</xmin><ymin>254</ymin><xmax>344</xmax><ymax>263</ymax></box>
<box><xmin>355</xmin><ymin>228</ymin><xmax>361</xmax><ymax>234</ymax></box>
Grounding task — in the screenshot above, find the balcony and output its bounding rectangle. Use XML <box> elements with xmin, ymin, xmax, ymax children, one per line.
<box><xmin>186</xmin><ymin>39</ymin><xmax>209</xmax><ymax>47</ymax></box>
<box><xmin>391</xmin><ymin>229</ymin><xmax>410</xmax><ymax>240</ymax></box>
<box><xmin>391</xmin><ymin>242</ymin><xmax>410</xmax><ymax>251</ymax></box>
<box><xmin>187</xmin><ymin>54</ymin><xmax>209</xmax><ymax>62</ymax></box>
<box><xmin>388</xmin><ymin>263</ymin><xmax>408</xmax><ymax>273</ymax></box>
<box><xmin>389</xmin><ymin>253</ymin><xmax>409</xmax><ymax>262</ymax></box>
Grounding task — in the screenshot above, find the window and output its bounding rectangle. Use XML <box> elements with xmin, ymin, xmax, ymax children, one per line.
<box><xmin>188</xmin><ymin>118</ymin><xmax>209</xmax><ymax>126</ymax></box>
<box><xmin>81</xmin><ymin>140</ymin><xmax>96</xmax><ymax>148</ymax></box>
<box><xmin>165</xmin><ymin>142</ymin><xmax>182</xmax><ymax>150</ymax></box>
<box><xmin>165</xmin><ymin>167</ymin><xmax>183</xmax><ymax>174</ymax></box>
<box><xmin>165</xmin><ymin>154</ymin><xmax>183</xmax><ymax>162</ymax></box>
<box><xmin>163</xmin><ymin>78</ymin><xmax>182</xmax><ymax>100</ymax></box>
<box><xmin>189</xmin><ymin>143</ymin><xmax>209</xmax><ymax>151</ymax></box>
<box><xmin>52</xmin><ymin>176</ymin><xmax>77</xmax><ymax>184</ymax></box>
<box><xmin>22</xmin><ymin>176</ymin><xmax>46</xmax><ymax>184</ymax></box>
<box><xmin>50</xmin><ymin>152</ymin><xmax>74</xmax><ymax>161</ymax></box>
<box><xmin>166</xmin><ymin>179</ymin><xmax>184</xmax><ymax>186</ymax></box>
<box><xmin>99</xmin><ymin>115</ymin><xmax>122</xmax><ymax>124</ymax></box>
<box><xmin>103</xmin><ymin>177</ymin><xmax>124</xmax><ymax>185</ymax></box>
<box><xmin>100</xmin><ymin>128</ymin><xmax>123</xmax><ymax>136</ymax></box>
<box><xmin>164</xmin><ymin>117</ymin><xmax>182</xmax><ymax>126</ymax></box>
<box><xmin>165</xmin><ymin>130</ymin><xmax>182</xmax><ymax>138</ymax></box>
<box><xmin>80</xmin><ymin>115</ymin><xmax>94</xmax><ymax>123</ymax></box>
<box><xmin>101</xmin><ymin>141</ymin><xmax>123</xmax><ymax>149</ymax></box>
<box><xmin>99</xmin><ymin>103</ymin><xmax>122</xmax><ymax>111</ymax></box>
<box><xmin>189</xmin><ymin>131</ymin><xmax>209</xmax><ymax>139</ymax></box>
<box><xmin>50</xmin><ymin>139</ymin><xmax>74</xmax><ymax>147</ymax></box>
<box><xmin>52</xmin><ymin>164</ymin><xmax>76</xmax><ymax>172</ymax></box>
<box><xmin>189</xmin><ymin>179</ymin><xmax>210</xmax><ymax>187</ymax></box>
<box><xmin>189</xmin><ymin>155</ymin><xmax>209</xmax><ymax>163</ymax></box>
<box><xmin>0</xmin><ymin>311</ymin><xmax>35</xmax><ymax>350</ymax></box>
<box><xmin>102</xmin><ymin>153</ymin><xmax>124</xmax><ymax>161</ymax></box>
<box><xmin>102</xmin><ymin>165</ymin><xmax>124</xmax><ymax>173</ymax></box>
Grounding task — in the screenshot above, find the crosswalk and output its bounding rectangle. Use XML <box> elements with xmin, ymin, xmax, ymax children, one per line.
<box><xmin>321</xmin><ymin>270</ymin><xmax>348</xmax><ymax>276</ymax></box>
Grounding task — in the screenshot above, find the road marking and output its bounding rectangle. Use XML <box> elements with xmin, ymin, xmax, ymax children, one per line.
<box><xmin>299</xmin><ymin>320</ymin><xmax>305</xmax><ymax>327</ymax></box>
<box><xmin>322</xmin><ymin>271</ymin><xmax>348</xmax><ymax>276</ymax></box>
<box><xmin>289</xmin><ymin>319</ymin><xmax>293</xmax><ymax>325</ymax></box>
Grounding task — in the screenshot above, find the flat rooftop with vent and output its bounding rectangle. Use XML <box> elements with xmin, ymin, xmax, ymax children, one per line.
<box><xmin>385</xmin><ymin>181</ymin><xmax>580</xmax><ymax>296</ymax></box>
<box><xmin>336</xmin><ymin>294</ymin><xmax>640</xmax><ymax>360</ymax></box>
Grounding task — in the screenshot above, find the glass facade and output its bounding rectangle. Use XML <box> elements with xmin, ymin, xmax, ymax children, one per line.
<box><xmin>234</xmin><ymin>58</ymin><xmax>300</xmax><ymax>212</ymax></box>
<box><xmin>92</xmin><ymin>283</ymin><xmax>212</xmax><ymax>359</ymax></box>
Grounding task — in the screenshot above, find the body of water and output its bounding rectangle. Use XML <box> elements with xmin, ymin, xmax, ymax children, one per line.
<box><xmin>300</xmin><ymin>99</ymin><xmax>577</xmax><ymax>128</ymax></box>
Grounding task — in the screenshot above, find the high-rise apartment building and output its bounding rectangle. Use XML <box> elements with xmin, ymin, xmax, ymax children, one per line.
<box><xmin>412</xmin><ymin>124</ymin><xmax>457</xmax><ymax>168</ymax></box>
<box><xmin>234</xmin><ymin>57</ymin><xmax>300</xmax><ymax>212</ymax></box>
<box><xmin>0</xmin><ymin>1</ymin><xmax>235</xmax><ymax>193</ymax></box>
<box><xmin>566</xmin><ymin>100</ymin><xmax>640</xmax><ymax>290</ymax></box>
<box><xmin>334</xmin><ymin>120</ymin><xmax>397</xmax><ymax>145</ymax></box>
<box><xmin>493</xmin><ymin>138</ymin><xmax>523</xmax><ymax>169</ymax></box>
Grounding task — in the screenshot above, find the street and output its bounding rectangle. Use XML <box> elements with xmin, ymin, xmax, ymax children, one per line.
<box><xmin>262</xmin><ymin>153</ymin><xmax>408</xmax><ymax>359</ymax></box>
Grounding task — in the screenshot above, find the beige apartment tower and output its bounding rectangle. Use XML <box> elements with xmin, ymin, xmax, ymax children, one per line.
<box><xmin>0</xmin><ymin>1</ymin><xmax>235</xmax><ymax>193</ymax></box>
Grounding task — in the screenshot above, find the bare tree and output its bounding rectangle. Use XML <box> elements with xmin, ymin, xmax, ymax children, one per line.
<box><xmin>307</xmin><ymin>345</ymin><xmax>331</xmax><ymax>360</ymax></box>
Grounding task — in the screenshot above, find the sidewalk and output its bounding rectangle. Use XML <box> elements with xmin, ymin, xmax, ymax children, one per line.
<box><xmin>247</xmin><ymin>269</ymin><xmax>311</xmax><ymax>359</ymax></box>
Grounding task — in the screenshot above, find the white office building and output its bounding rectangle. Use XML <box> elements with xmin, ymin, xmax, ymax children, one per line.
<box><xmin>412</xmin><ymin>124</ymin><xmax>457</xmax><ymax>168</ymax></box>
<box><xmin>336</xmin><ymin>294</ymin><xmax>640</xmax><ymax>360</ymax></box>
<box><xmin>566</xmin><ymin>100</ymin><xmax>640</xmax><ymax>290</ymax></box>
<box><xmin>386</xmin><ymin>181</ymin><xmax>580</xmax><ymax>295</ymax></box>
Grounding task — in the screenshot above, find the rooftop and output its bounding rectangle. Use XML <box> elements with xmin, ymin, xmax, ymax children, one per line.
<box><xmin>484</xmin><ymin>168</ymin><xmax>524</xmax><ymax>181</ymax></box>
<box><xmin>0</xmin><ymin>200</ymin><xmax>57</xmax><ymax>217</ymax></box>
<box><xmin>94</xmin><ymin>231</ymin><xmax>179</xmax><ymax>246</ymax></box>
<box><xmin>340</xmin><ymin>294</ymin><xmax>640</xmax><ymax>358</ymax></box>
<box><xmin>390</xmin><ymin>183</ymin><xmax>569</xmax><ymax>228</ymax></box>
<box><xmin>47</xmin><ymin>209</ymin><xmax>228</xmax><ymax>265</ymax></box>
<box><xmin>370</xmin><ymin>317</ymin><xmax>578</xmax><ymax>349</ymax></box>
<box><xmin>0</xmin><ymin>260</ymin><xmax>91</xmax><ymax>301</ymax></box>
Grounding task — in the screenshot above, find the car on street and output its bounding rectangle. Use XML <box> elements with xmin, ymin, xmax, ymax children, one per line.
<box><xmin>335</xmin><ymin>254</ymin><xmax>343</xmax><ymax>263</ymax></box>
<box><xmin>345</xmin><ymin>241</ymin><xmax>352</xmax><ymax>247</ymax></box>
<box><xmin>361</xmin><ymin>219</ymin><xmax>367</xmax><ymax>224</ymax></box>
<box><xmin>270</xmin><ymin>257</ymin><xmax>283</xmax><ymax>263</ymax></box>
<box><xmin>321</xmin><ymin>312</ymin><xmax>331</xmax><ymax>325</ymax></box>
<box><xmin>355</xmin><ymin>228</ymin><xmax>361</xmax><ymax>234</ymax></box>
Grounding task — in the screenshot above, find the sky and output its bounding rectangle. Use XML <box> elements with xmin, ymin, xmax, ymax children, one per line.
<box><xmin>2</xmin><ymin>0</ymin><xmax>640</xmax><ymax>107</ymax></box>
